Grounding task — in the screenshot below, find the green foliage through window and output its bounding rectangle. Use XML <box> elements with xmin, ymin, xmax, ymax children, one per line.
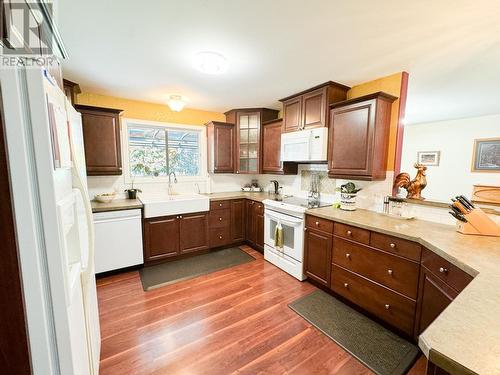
<box><xmin>128</xmin><ymin>125</ymin><xmax>200</xmax><ymax>177</ymax></box>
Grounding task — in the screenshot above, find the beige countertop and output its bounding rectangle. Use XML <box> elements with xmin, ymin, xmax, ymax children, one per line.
<box><xmin>91</xmin><ymin>198</ymin><xmax>143</xmax><ymax>213</ymax></box>
<box><xmin>203</xmin><ymin>191</ymin><xmax>273</xmax><ymax>202</ymax></box>
<box><xmin>306</xmin><ymin>206</ymin><xmax>500</xmax><ymax>375</ymax></box>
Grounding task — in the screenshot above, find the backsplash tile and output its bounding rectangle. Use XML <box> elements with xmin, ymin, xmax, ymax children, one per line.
<box><xmin>300</xmin><ymin>170</ymin><xmax>336</xmax><ymax>194</ymax></box>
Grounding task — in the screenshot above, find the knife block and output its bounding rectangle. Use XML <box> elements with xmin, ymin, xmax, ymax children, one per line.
<box><xmin>456</xmin><ymin>208</ymin><xmax>500</xmax><ymax>236</ymax></box>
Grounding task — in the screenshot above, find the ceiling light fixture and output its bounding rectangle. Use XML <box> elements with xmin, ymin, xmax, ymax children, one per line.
<box><xmin>193</xmin><ymin>51</ymin><xmax>228</xmax><ymax>75</ymax></box>
<box><xmin>167</xmin><ymin>94</ymin><xmax>187</xmax><ymax>112</ymax></box>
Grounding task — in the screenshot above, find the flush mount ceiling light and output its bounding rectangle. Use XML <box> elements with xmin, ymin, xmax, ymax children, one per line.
<box><xmin>167</xmin><ymin>94</ymin><xmax>187</xmax><ymax>112</ymax></box>
<box><xmin>193</xmin><ymin>51</ymin><xmax>228</xmax><ymax>75</ymax></box>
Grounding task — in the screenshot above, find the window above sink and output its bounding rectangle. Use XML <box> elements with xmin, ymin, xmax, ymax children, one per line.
<box><xmin>122</xmin><ymin>119</ymin><xmax>207</xmax><ymax>183</ymax></box>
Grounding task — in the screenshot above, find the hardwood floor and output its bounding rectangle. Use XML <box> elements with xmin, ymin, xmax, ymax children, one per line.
<box><xmin>97</xmin><ymin>245</ymin><xmax>427</xmax><ymax>375</ymax></box>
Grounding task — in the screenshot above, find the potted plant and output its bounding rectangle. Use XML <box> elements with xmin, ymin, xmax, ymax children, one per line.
<box><xmin>337</xmin><ymin>182</ymin><xmax>362</xmax><ymax>211</ymax></box>
<box><xmin>125</xmin><ymin>178</ymin><xmax>142</xmax><ymax>199</ymax></box>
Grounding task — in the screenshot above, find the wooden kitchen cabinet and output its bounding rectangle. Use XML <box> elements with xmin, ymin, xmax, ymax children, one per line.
<box><xmin>245</xmin><ymin>200</ymin><xmax>256</xmax><ymax>247</ymax></box>
<box><xmin>262</xmin><ymin>119</ymin><xmax>298</xmax><ymax>175</ymax></box>
<box><xmin>254</xmin><ymin>202</ymin><xmax>264</xmax><ymax>252</ymax></box>
<box><xmin>206</xmin><ymin>121</ymin><xmax>235</xmax><ymax>173</ymax></box>
<box><xmin>75</xmin><ymin>104</ymin><xmax>123</xmax><ymax>176</ymax></box>
<box><xmin>143</xmin><ymin>216</ymin><xmax>180</xmax><ymax>263</ymax></box>
<box><xmin>179</xmin><ymin>213</ymin><xmax>209</xmax><ymax>254</ymax></box>
<box><xmin>225</xmin><ymin>108</ymin><xmax>279</xmax><ymax>174</ymax></box>
<box><xmin>279</xmin><ymin>81</ymin><xmax>350</xmax><ymax>133</ymax></box>
<box><xmin>244</xmin><ymin>200</ymin><xmax>264</xmax><ymax>252</ymax></box>
<box><xmin>328</xmin><ymin>92</ymin><xmax>397</xmax><ymax>181</ymax></box>
<box><xmin>63</xmin><ymin>79</ymin><xmax>81</xmax><ymax>105</ymax></box>
<box><xmin>304</xmin><ymin>229</ymin><xmax>332</xmax><ymax>287</ymax></box>
<box><xmin>414</xmin><ymin>248</ymin><xmax>473</xmax><ymax>337</ymax></box>
<box><xmin>304</xmin><ymin>217</ymin><xmax>333</xmax><ymax>287</ymax></box>
<box><xmin>231</xmin><ymin>199</ymin><xmax>246</xmax><ymax>242</ymax></box>
<box><xmin>143</xmin><ymin>212</ymin><xmax>208</xmax><ymax>264</ymax></box>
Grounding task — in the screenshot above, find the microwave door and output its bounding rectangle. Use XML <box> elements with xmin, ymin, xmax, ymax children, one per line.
<box><xmin>281</xmin><ymin>132</ymin><xmax>311</xmax><ymax>161</ymax></box>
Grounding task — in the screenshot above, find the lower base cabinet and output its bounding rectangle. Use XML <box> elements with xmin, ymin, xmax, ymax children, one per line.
<box><xmin>303</xmin><ymin>214</ymin><xmax>475</xmax><ymax>341</ymax></box>
<box><xmin>245</xmin><ymin>200</ymin><xmax>264</xmax><ymax>252</ymax></box>
<box><xmin>304</xmin><ymin>227</ymin><xmax>332</xmax><ymax>287</ymax></box>
<box><xmin>143</xmin><ymin>212</ymin><xmax>208</xmax><ymax>264</ymax></box>
<box><xmin>143</xmin><ymin>198</ymin><xmax>265</xmax><ymax>265</ymax></box>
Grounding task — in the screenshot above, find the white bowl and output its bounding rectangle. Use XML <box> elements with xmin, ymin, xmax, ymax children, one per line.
<box><xmin>94</xmin><ymin>193</ymin><xmax>116</xmax><ymax>203</ymax></box>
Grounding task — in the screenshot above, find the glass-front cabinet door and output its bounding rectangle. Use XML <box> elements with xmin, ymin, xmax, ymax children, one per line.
<box><xmin>236</xmin><ymin>111</ymin><xmax>261</xmax><ymax>174</ymax></box>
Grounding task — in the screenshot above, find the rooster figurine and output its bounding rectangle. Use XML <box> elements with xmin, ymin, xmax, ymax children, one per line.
<box><xmin>394</xmin><ymin>163</ymin><xmax>427</xmax><ymax>200</ymax></box>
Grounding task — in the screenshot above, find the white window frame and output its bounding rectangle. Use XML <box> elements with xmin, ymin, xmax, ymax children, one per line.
<box><xmin>122</xmin><ymin>118</ymin><xmax>207</xmax><ymax>183</ymax></box>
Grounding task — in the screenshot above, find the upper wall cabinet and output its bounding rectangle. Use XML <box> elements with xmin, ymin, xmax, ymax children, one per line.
<box><xmin>75</xmin><ymin>104</ymin><xmax>123</xmax><ymax>176</ymax></box>
<box><xmin>206</xmin><ymin>121</ymin><xmax>235</xmax><ymax>173</ymax></box>
<box><xmin>63</xmin><ymin>79</ymin><xmax>81</xmax><ymax>105</ymax></box>
<box><xmin>328</xmin><ymin>92</ymin><xmax>397</xmax><ymax>181</ymax></box>
<box><xmin>225</xmin><ymin>108</ymin><xmax>279</xmax><ymax>174</ymax></box>
<box><xmin>279</xmin><ymin>82</ymin><xmax>350</xmax><ymax>133</ymax></box>
<box><xmin>261</xmin><ymin>119</ymin><xmax>298</xmax><ymax>175</ymax></box>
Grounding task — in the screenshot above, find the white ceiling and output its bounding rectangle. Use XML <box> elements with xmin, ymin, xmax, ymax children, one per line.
<box><xmin>58</xmin><ymin>0</ymin><xmax>500</xmax><ymax>124</ymax></box>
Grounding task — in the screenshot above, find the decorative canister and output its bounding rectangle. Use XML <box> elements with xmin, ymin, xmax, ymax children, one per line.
<box><xmin>340</xmin><ymin>193</ymin><xmax>357</xmax><ymax>211</ymax></box>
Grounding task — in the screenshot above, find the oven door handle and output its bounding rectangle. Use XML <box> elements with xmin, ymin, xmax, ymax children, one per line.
<box><xmin>265</xmin><ymin>212</ymin><xmax>303</xmax><ymax>226</ymax></box>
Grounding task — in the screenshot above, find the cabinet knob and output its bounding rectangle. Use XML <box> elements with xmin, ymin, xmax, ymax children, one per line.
<box><xmin>315</xmin><ymin>221</ymin><xmax>319</xmax><ymax>226</ymax></box>
<box><xmin>236</xmin><ymin>171</ymin><xmax>239</xmax><ymax>174</ymax></box>
<box><xmin>219</xmin><ymin>217</ymin><xmax>223</xmax><ymax>221</ymax></box>
<box><xmin>439</xmin><ymin>267</ymin><xmax>448</xmax><ymax>274</ymax></box>
<box><xmin>219</xmin><ymin>203</ymin><xmax>223</xmax><ymax>207</ymax></box>
<box><xmin>387</xmin><ymin>269</ymin><xmax>393</xmax><ymax>276</ymax></box>
<box><xmin>346</xmin><ymin>230</ymin><xmax>352</xmax><ymax>236</ymax></box>
<box><xmin>345</xmin><ymin>253</ymin><xmax>351</xmax><ymax>259</ymax></box>
<box><xmin>179</xmin><ymin>215</ymin><xmax>183</xmax><ymax>219</ymax></box>
<box><xmin>385</xmin><ymin>304</ymin><xmax>390</xmax><ymax>310</ymax></box>
<box><xmin>343</xmin><ymin>283</ymin><xmax>349</xmax><ymax>288</ymax></box>
<box><xmin>219</xmin><ymin>235</ymin><xmax>223</xmax><ymax>239</ymax></box>
<box><xmin>390</xmin><ymin>243</ymin><xmax>396</xmax><ymax>248</ymax></box>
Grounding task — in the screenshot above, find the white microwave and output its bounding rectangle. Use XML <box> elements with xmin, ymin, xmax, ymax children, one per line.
<box><xmin>281</xmin><ymin>127</ymin><xmax>328</xmax><ymax>162</ymax></box>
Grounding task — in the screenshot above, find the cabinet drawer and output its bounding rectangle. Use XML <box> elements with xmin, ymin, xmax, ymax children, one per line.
<box><xmin>331</xmin><ymin>265</ymin><xmax>416</xmax><ymax>335</ymax></box>
<box><xmin>334</xmin><ymin>223</ymin><xmax>370</xmax><ymax>245</ymax></box>
<box><xmin>209</xmin><ymin>208</ymin><xmax>231</xmax><ymax>228</ymax></box>
<box><xmin>209</xmin><ymin>227</ymin><xmax>231</xmax><ymax>248</ymax></box>
<box><xmin>210</xmin><ymin>200</ymin><xmax>230</xmax><ymax>210</ymax></box>
<box><xmin>370</xmin><ymin>232</ymin><xmax>421</xmax><ymax>262</ymax></box>
<box><xmin>421</xmin><ymin>248</ymin><xmax>473</xmax><ymax>292</ymax></box>
<box><xmin>332</xmin><ymin>237</ymin><xmax>419</xmax><ymax>299</ymax></box>
<box><xmin>306</xmin><ymin>215</ymin><xmax>334</xmax><ymax>233</ymax></box>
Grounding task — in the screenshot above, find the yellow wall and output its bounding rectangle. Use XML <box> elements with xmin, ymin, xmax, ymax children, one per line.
<box><xmin>347</xmin><ymin>72</ymin><xmax>403</xmax><ymax>171</ymax></box>
<box><xmin>76</xmin><ymin>92</ymin><xmax>225</xmax><ymax>125</ymax></box>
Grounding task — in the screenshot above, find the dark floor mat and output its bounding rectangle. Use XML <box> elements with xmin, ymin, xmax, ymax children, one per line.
<box><xmin>289</xmin><ymin>290</ymin><xmax>419</xmax><ymax>375</ymax></box>
<box><xmin>140</xmin><ymin>247</ymin><xmax>255</xmax><ymax>291</ymax></box>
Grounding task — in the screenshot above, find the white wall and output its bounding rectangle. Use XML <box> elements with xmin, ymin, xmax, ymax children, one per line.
<box><xmin>401</xmin><ymin>114</ymin><xmax>500</xmax><ymax>202</ymax></box>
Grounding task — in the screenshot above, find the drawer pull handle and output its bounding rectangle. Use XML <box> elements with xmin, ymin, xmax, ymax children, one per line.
<box><xmin>346</xmin><ymin>230</ymin><xmax>352</xmax><ymax>236</ymax></box>
<box><xmin>219</xmin><ymin>217</ymin><xmax>223</xmax><ymax>221</ymax></box>
<box><xmin>343</xmin><ymin>283</ymin><xmax>349</xmax><ymax>288</ymax></box>
<box><xmin>387</xmin><ymin>269</ymin><xmax>393</xmax><ymax>276</ymax></box>
<box><xmin>315</xmin><ymin>221</ymin><xmax>319</xmax><ymax>226</ymax></box>
<box><xmin>390</xmin><ymin>243</ymin><xmax>396</xmax><ymax>248</ymax></box>
<box><xmin>385</xmin><ymin>304</ymin><xmax>390</xmax><ymax>310</ymax></box>
<box><xmin>439</xmin><ymin>267</ymin><xmax>448</xmax><ymax>274</ymax></box>
<box><xmin>219</xmin><ymin>235</ymin><xmax>223</xmax><ymax>239</ymax></box>
<box><xmin>345</xmin><ymin>253</ymin><xmax>351</xmax><ymax>259</ymax></box>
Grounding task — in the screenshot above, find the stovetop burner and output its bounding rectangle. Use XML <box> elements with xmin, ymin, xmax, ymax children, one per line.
<box><xmin>276</xmin><ymin>197</ymin><xmax>329</xmax><ymax>209</ymax></box>
<box><xmin>264</xmin><ymin>196</ymin><xmax>330</xmax><ymax>212</ymax></box>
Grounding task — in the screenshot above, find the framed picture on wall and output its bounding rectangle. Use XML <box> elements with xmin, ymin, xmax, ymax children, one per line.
<box><xmin>472</xmin><ymin>138</ymin><xmax>500</xmax><ymax>172</ymax></box>
<box><xmin>417</xmin><ymin>151</ymin><xmax>440</xmax><ymax>166</ymax></box>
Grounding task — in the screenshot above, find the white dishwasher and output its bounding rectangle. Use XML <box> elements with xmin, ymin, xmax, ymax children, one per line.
<box><xmin>93</xmin><ymin>209</ymin><xmax>143</xmax><ymax>273</ymax></box>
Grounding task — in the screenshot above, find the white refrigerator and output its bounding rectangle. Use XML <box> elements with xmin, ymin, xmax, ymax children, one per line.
<box><xmin>1</xmin><ymin>66</ymin><xmax>100</xmax><ymax>374</ymax></box>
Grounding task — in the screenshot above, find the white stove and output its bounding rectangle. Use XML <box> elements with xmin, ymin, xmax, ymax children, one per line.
<box><xmin>263</xmin><ymin>197</ymin><xmax>329</xmax><ymax>280</ymax></box>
